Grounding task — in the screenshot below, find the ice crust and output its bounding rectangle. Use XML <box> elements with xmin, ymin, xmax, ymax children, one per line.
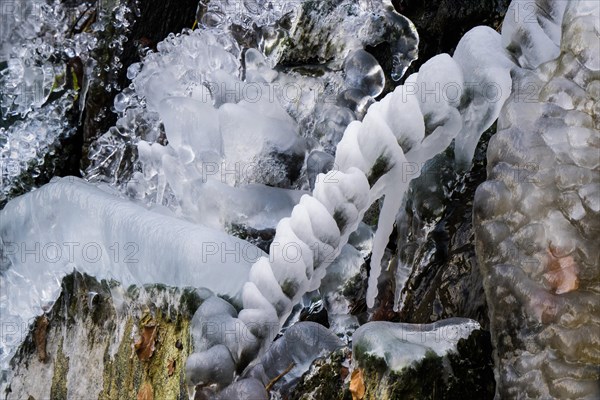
<box><xmin>474</xmin><ymin>1</ymin><xmax>600</xmax><ymax>397</ymax></box>
<box><xmin>243</xmin><ymin>321</ymin><xmax>343</xmax><ymax>392</ymax></box>
<box><xmin>0</xmin><ymin>177</ymin><xmax>265</xmax><ymax>371</ymax></box>
<box><xmin>3</xmin><ymin>0</ymin><xmax>596</xmax><ymax>397</ymax></box>
<box><xmin>352</xmin><ymin>318</ymin><xmax>480</xmax><ymax>372</ymax></box>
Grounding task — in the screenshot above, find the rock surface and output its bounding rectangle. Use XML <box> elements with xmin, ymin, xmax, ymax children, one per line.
<box><xmin>4</xmin><ymin>272</ymin><xmax>201</xmax><ymax>400</ymax></box>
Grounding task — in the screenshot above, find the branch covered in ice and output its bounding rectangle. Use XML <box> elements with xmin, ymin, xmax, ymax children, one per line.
<box><xmin>190</xmin><ymin>25</ymin><xmax>518</xmax><ymax>388</ymax></box>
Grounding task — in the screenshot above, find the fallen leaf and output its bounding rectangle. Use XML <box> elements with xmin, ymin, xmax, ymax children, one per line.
<box><xmin>350</xmin><ymin>368</ymin><xmax>365</xmax><ymax>400</ymax></box>
<box><xmin>137</xmin><ymin>382</ymin><xmax>153</xmax><ymax>400</ymax></box>
<box><xmin>167</xmin><ymin>359</ymin><xmax>176</xmax><ymax>376</ymax></box>
<box><xmin>544</xmin><ymin>253</ymin><xmax>579</xmax><ymax>295</ymax></box>
<box><xmin>34</xmin><ymin>315</ymin><xmax>49</xmax><ymax>362</ymax></box>
<box><xmin>134</xmin><ymin>321</ymin><xmax>159</xmax><ymax>361</ymax></box>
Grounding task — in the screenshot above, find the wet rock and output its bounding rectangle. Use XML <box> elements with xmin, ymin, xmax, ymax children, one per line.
<box><xmin>395</xmin><ymin>129</ymin><xmax>493</xmax><ymax>327</ymax></box>
<box><xmin>354</xmin><ymin>326</ymin><xmax>495</xmax><ymax>399</ymax></box>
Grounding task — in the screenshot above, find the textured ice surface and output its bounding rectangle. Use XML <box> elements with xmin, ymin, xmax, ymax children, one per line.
<box><xmin>244</xmin><ymin>321</ymin><xmax>343</xmax><ymax>393</ymax></box>
<box><xmin>343</xmin><ymin>49</ymin><xmax>386</xmax><ymax>98</ymax></box>
<box><xmin>452</xmin><ymin>26</ymin><xmax>513</xmax><ymax>168</ymax></box>
<box><xmin>0</xmin><ymin>177</ymin><xmax>265</xmax><ymax>372</ymax></box>
<box><xmin>353</xmin><ymin>318</ymin><xmax>480</xmax><ymax>372</ymax></box>
<box><xmin>0</xmin><ymin>0</ymin><xmax>134</xmax><ymax>203</ymax></box>
<box><xmin>214</xmin><ymin>378</ymin><xmax>268</xmax><ymax>400</ymax></box>
<box><xmin>474</xmin><ymin>1</ymin><xmax>600</xmax><ymax>397</ymax></box>
<box><xmin>273</xmin><ymin>0</ymin><xmax>418</xmax><ymax>80</ymax></box>
<box><xmin>85</xmin><ymin>0</ymin><xmax>421</xmax><ymax>204</ymax></box>
<box><xmin>0</xmin><ymin>92</ymin><xmax>76</xmax><ymax>204</ymax></box>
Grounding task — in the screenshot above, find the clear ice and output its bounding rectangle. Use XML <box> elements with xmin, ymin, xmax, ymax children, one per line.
<box><xmin>474</xmin><ymin>1</ymin><xmax>600</xmax><ymax>397</ymax></box>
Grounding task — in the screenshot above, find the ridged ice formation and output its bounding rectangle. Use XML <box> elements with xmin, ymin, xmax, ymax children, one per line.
<box><xmin>474</xmin><ymin>1</ymin><xmax>600</xmax><ymax>398</ymax></box>
<box><xmin>189</xmin><ymin>26</ymin><xmax>516</xmax><ymax>387</ymax></box>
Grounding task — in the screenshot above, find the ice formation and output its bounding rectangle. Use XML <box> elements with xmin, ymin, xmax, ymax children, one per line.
<box><xmin>364</xmin><ymin>24</ymin><xmax>515</xmax><ymax>308</ymax></box>
<box><xmin>352</xmin><ymin>318</ymin><xmax>480</xmax><ymax>372</ymax></box>
<box><xmin>474</xmin><ymin>0</ymin><xmax>600</xmax><ymax>397</ymax></box>
<box><xmin>0</xmin><ymin>177</ymin><xmax>265</xmax><ymax>371</ymax></box>
<box><xmin>186</xmin><ymin>40</ymin><xmax>508</xmax><ymax>384</ymax></box>
<box><xmin>243</xmin><ymin>321</ymin><xmax>343</xmax><ymax>392</ymax></box>
<box><xmin>0</xmin><ymin>93</ymin><xmax>76</xmax><ymax>204</ymax></box>
<box><xmin>0</xmin><ymin>0</ymin><xmax>134</xmax><ymax>202</ymax></box>
<box><xmin>2</xmin><ymin>0</ymin><xmax>596</xmax><ymax>397</ymax></box>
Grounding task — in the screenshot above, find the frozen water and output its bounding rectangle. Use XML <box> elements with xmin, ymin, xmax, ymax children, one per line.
<box><xmin>306</xmin><ymin>150</ymin><xmax>335</xmax><ymax>190</ymax></box>
<box><xmin>352</xmin><ymin>318</ymin><xmax>480</xmax><ymax>372</ymax></box>
<box><xmin>0</xmin><ymin>92</ymin><xmax>76</xmax><ymax>204</ymax></box>
<box><xmin>243</xmin><ymin>321</ymin><xmax>343</xmax><ymax>393</ymax></box>
<box><xmin>343</xmin><ymin>49</ymin><xmax>386</xmax><ymax>98</ymax></box>
<box><xmin>0</xmin><ymin>0</ymin><xmax>134</xmax><ymax>203</ymax></box>
<box><xmin>215</xmin><ymin>378</ymin><xmax>268</xmax><ymax>400</ymax></box>
<box><xmin>0</xmin><ymin>177</ymin><xmax>265</xmax><ymax>372</ymax></box>
<box><xmin>474</xmin><ymin>1</ymin><xmax>600</xmax><ymax>397</ymax></box>
<box><xmin>186</xmin><ymin>344</ymin><xmax>236</xmax><ymax>388</ymax></box>
<box><xmin>453</xmin><ymin>26</ymin><xmax>514</xmax><ymax>168</ymax></box>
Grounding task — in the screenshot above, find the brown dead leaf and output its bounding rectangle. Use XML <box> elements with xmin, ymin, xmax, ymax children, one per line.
<box><xmin>137</xmin><ymin>382</ymin><xmax>153</xmax><ymax>400</ymax></box>
<box><xmin>34</xmin><ymin>315</ymin><xmax>49</xmax><ymax>362</ymax></box>
<box><xmin>134</xmin><ymin>322</ymin><xmax>158</xmax><ymax>361</ymax></box>
<box><xmin>167</xmin><ymin>359</ymin><xmax>176</xmax><ymax>376</ymax></box>
<box><xmin>350</xmin><ymin>368</ymin><xmax>365</xmax><ymax>400</ymax></box>
<box><xmin>544</xmin><ymin>253</ymin><xmax>579</xmax><ymax>295</ymax></box>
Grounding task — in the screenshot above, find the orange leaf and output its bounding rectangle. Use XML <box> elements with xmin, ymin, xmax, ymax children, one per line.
<box><xmin>137</xmin><ymin>382</ymin><xmax>153</xmax><ymax>400</ymax></box>
<box><xmin>350</xmin><ymin>368</ymin><xmax>365</xmax><ymax>400</ymax></box>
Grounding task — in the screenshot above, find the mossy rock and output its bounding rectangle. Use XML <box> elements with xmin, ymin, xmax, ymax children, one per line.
<box><xmin>5</xmin><ymin>272</ymin><xmax>201</xmax><ymax>400</ymax></box>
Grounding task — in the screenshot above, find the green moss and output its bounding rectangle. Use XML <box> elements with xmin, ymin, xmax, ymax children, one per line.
<box><xmin>99</xmin><ymin>309</ymin><xmax>193</xmax><ymax>400</ymax></box>
<box><xmin>281</xmin><ymin>279</ymin><xmax>299</xmax><ymax>299</ymax></box>
<box><xmin>50</xmin><ymin>339</ymin><xmax>69</xmax><ymax>400</ymax></box>
<box><xmin>289</xmin><ymin>349</ymin><xmax>352</xmax><ymax>400</ymax></box>
<box><xmin>357</xmin><ymin>331</ymin><xmax>495</xmax><ymax>400</ymax></box>
<box><xmin>333</xmin><ymin>209</ymin><xmax>349</xmax><ymax>231</ymax></box>
<box><xmin>179</xmin><ymin>288</ymin><xmax>204</xmax><ymax>318</ymax></box>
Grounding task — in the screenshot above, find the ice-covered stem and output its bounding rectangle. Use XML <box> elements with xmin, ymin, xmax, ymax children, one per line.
<box><xmin>192</xmin><ymin>21</ymin><xmax>515</xmax><ymax>389</ymax></box>
<box><xmin>213</xmin><ymin>53</ymin><xmax>470</xmax><ymax>352</ymax></box>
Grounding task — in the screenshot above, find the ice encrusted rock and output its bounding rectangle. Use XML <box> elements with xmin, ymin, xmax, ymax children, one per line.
<box><xmin>352</xmin><ymin>318</ymin><xmax>480</xmax><ymax>372</ymax></box>
<box><xmin>214</xmin><ymin>378</ymin><xmax>268</xmax><ymax>400</ymax></box>
<box><xmin>474</xmin><ymin>1</ymin><xmax>600</xmax><ymax>398</ymax></box>
<box><xmin>244</xmin><ymin>322</ymin><xmax>343</xmax><ymax>393</ymax></box>
<box><xmin>0</xmin><ymin>177</ymin><xmax>265</xmax><ymax>373</ymax></box>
